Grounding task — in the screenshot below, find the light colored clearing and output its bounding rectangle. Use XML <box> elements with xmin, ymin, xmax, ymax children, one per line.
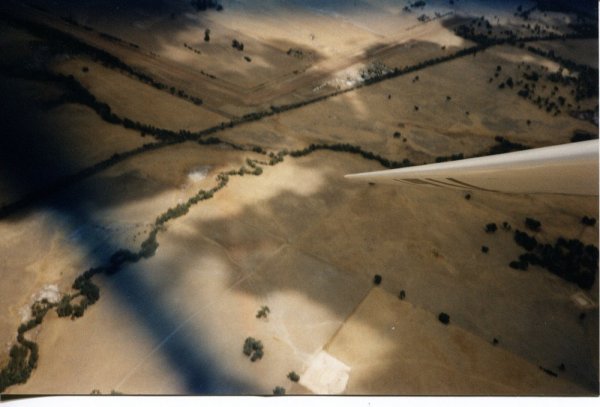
<box><xmin>33</xmin><ymin>284</ymin><xmax>61</xmax><ymax>304</ymax></box>
<box><xmin>19</xmin><ymin>285</ymin><xmax>61</xmax><ymax>322</ymax></box>
<box><xmin>571</xmin><ymin>292</ymin><xmax>597</xmax><ymax>310</ymax></box>
<box><xmin>299</xmin><ymin>350</ymin><xmax>350</xmax><ymax>394</ymax></box>
<box><xmin>187</xmin><ymin>166</ymin><xmax>211</xmax><ymax>183</ymax></box>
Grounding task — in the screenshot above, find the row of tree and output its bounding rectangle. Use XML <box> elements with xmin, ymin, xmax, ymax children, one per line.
<box><xmin>4</xmin><ymin>14</ymin><xmax>204</xmax><ymax>106</ymax></box>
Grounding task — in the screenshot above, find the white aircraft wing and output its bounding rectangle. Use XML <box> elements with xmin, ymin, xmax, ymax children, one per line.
<box><xmin>345</xmin><ymin>140</ymin><xmax>599</xmax><ymax>196</ymax></box>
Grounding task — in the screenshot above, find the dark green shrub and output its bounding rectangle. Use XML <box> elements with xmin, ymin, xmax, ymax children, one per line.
<box><xmin>525</xmin><ymin>217</ymin><xmax>541</xmax><ymax>232</ymax></box>
<box><xmin>514</xmin><ymin>230</ymin><xmax>537</xmax><ymax>251</ymax></box>
<box><xmin>485</xmin><ymin>223</ymin><xmax>497</xmax><ymax>233</ymax></box>
<box><xmin>438</xmin><ymin>313</ymin><xmax>450</xmax><ymax>325</ymax></box>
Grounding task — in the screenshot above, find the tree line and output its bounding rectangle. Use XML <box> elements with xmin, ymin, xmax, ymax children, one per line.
<box><xmin>1</xmin><ymin>13</ymin><xmax>204</xmax><ymax>106</ymax></box>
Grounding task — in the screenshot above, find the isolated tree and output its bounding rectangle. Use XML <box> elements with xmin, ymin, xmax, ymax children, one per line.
<box><xmin>273</xmin><ymin>386</ymin><xmax>286</xmax><ymax>395</ymax></box>
<box><xmin>204</xmin><ymin>29</ymin><xmax>211</xmax><ymax>42</ymax></box>
<box><xmin>243</xmin><ymin>337</ymin><xmax>264</xmax><ymax>361</ymax></box>
<box><xmin>287</xmin><ymin>371</ymin><xmax>300</xmax><ymax>382</ymax></box>
<box><xmin>485</xmin><ymin>223</ymin><xmax>497</xmax><ymax>233</ymax></box>
<box><xmin>438</xmin><ymin>312</ymin><xmax>450</xmax><ymax>325</ymax></box>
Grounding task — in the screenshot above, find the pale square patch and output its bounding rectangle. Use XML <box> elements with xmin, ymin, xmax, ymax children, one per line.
<box><xmin>299</xmin><ymin>350</ymin><xmax>351</xmax><ymax>394</ymax></box>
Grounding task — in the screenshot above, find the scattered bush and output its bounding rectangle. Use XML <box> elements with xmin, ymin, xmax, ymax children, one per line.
<box><xmin>373</xmin><ymin>274</ymin><xmax>382</xmax><ymax>285</ymax></box>
<box><xmin>481</xmin><ymin>246</ymin><xmax>489</xmax><ymax>253</ymax></box>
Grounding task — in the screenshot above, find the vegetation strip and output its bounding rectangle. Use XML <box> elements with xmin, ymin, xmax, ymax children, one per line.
<box><xmin>0</xmin><ymin>13</ymin><xmax>204</xmax><ymax>107</ymax></box>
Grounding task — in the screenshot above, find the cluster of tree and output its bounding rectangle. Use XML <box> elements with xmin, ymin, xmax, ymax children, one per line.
<box><xmin>509</xmin><ymin>227</ymin><xmax>598</xmax><ymax>289</ymax></box>
<box><xmin>527</xmin><ymin>46</ymin><xmax>598</xmax><ymax>102</ymax></box>
<box><xmin>0</xmin><ymin>299</ymin><xmax>53</xmax><ymax>392</ymax></box>
<box><xmin>491</xmin><ymin>57</ymin><xmax>586</xmax><ymax>118</ymax></box>
<box><xmin>0</xmin><ymin>340</ymin><xmax>38</xmax><ymax>392</ymax></box>
<box><xmin>243</xmin><ymin>337</ymin><xmax>264</xmax><ymax>362</ymax></box>
<box><xmin>435</xmin><ymin>153</ymin><xmax>464</xmax><ymax>163</ymax></box>
<box><xmin>52</xmin><ymin>276</ymin><xmax>103</xmax><ymax>318</ymax></box>
<box><xmin>359</xmin><ymin>61</ymin><xmax>393</xmax><ymax>81</ymax></box>
<box><xmin>454</xmin><ymin>15</ymin><xmax>596</xmax><ymax>47</ymax></box>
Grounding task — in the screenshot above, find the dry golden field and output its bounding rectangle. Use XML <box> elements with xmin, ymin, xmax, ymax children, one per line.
<box><xmin>0</xmin><ymin>0</ymin><xmax>598</xmax><ymax>396</ymax></box>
